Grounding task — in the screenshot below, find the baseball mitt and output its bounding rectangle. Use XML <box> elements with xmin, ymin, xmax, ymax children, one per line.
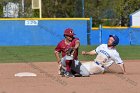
<box><xmin>66</xmin><ymin>47</ymin><xmax>74</xmax><ymax>56</ymax></box>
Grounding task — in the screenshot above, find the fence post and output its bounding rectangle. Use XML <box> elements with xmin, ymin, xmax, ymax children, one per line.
<box><xmin>99</xmin><ymin>24</ymin><xmax>102</xmax><ymax>44</ymax></box>
<box><xmin>87</xmin><ymin>17</ymin><xmax>92</xmax><ymax>45</ymax></box>
<box><xmin>129</xmin><ymin>27</ymin><xmax>132</xmax><ymax>45</ymax></box>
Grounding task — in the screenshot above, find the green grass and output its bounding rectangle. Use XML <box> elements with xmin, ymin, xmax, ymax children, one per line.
<box><xmin>0</xmin><ymin>46</ymin><xmax>140</xmax><ymax>63</ymax></box>
<box><xmin>116</xmin><ymin>46</ymin><xmax>140</xmax><ymax>60</ymax></box>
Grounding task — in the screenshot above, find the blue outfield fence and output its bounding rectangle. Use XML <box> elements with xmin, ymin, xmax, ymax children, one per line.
<box><xmin>130</xmin><ymin>28</ymin><xmax>140</xmax><ymax>45</ymax></box>
<box><xmin>0</xmin><ymin>18</ymin><xmax>90</xmax><ymax>46</ymax></box>
<box><xmin>0</xmin><ymin>18</ymin><xmax>140</xmax><ymax>46</ymax></box>
<box><xmin>91</xmin><ymin>27</ymin><xmax>140</xmax><ymax>45</ymax></box>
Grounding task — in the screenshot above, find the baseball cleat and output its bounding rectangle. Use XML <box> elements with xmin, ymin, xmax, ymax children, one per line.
<box><xmin>59</xmin><ymin>66</ymin><xmax>66</xmax><ymax>76</ymax></box>
<box><xmin>64</xmin><ymin>71</ymin><xmax>75</xmax><ymax>78</ymax></box>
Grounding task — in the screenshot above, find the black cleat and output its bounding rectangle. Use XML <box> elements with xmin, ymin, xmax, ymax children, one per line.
<box><xmin>64</xmin><ymin>71</ymin><xmax>75</xmax><ymax>78</ymax></box>
<box><xmin>59</xmin><ymin>66</ymin><xmax>66</xmax><ymax>76</ymax></box>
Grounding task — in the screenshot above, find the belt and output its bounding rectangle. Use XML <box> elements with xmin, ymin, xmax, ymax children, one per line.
<box><xmin>95</xmin><ymin>61</ymin><xmax>104</xmax><ymax>68</ymax></box>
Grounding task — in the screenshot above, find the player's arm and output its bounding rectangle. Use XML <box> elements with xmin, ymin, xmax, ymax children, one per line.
<box><xmin>54</xmin><ymin>51</ymin><xmax>61</xmax><ymax>64</ymax></box>
<box><xmin>114</xmin><ymin>52</ymin><xmax>126</xmax><ymax>74</ymax></box>
<box><xmin>70</xmin><ymin>40</ymin><xmax>80</xmax><ymax>55</ymax></box>
<box><xmin>82</xmin><ymin>50</ymin><xmax>97</xmax><ymax>55</ymax></box>
<box><xmin>82</xmin><ymin>44</ymin><xmax>101</xmax><ymax>56</ymax></box>
<box><xmin>118</xmin><ymin>63</ymin><xmax>126</xmax><ymax>74</ymax></box>
<box><xmin>54</xmin><ymin>43</ymin><xmax>62</xmax><ymax>64</ymax></box>
<box><xmin>74</xmin><ymin>40</ymin><xmax>80</xmax><ymax>49</ymax></box>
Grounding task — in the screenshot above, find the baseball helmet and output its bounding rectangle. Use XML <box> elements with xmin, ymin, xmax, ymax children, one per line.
<box><xmin>109</xmin><ymin>35</ymin><xmax>119</xmax><ymax>46</ymax></box>
<box><xmin>64</xmin><ymin>28</ymin><xmax>75</xmax><ymax>37</ymax></box>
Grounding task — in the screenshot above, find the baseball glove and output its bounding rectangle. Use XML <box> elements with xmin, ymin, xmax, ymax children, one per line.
<box><xmin>66</xmin><ymin>47</ymin><xmax>74</xmax><ymax>56</ymax></box>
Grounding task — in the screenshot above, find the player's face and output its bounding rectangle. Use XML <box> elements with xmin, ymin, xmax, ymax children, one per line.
<box><xmin>65</xmin><ymin>35</ymin><xmax>73</xmax><ymax>41</ymax></box>
<box><xmin>108</xmin><ymin>37</ymin><xmax>115</xmax><ymax>46</ymax></box>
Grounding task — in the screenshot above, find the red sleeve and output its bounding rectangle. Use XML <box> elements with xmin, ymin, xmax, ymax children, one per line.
<box><xmin>72</xmin><ymin>38</ymin><xmax>79</xmax><ymax>46</ymax></box>
<box><xmin>55</xmin><ymin>41</ymin><xmax>63</xmax><ymax>52</ymax></box>
<box><xmin>74</xmin><ymin>38</ymin><xmax>79</xmax><ymax>42</ymax></box>
<box><xmin>55</xmin><ymin>42</ymin><xmax>62</xmax><ymax>53</ymax></box>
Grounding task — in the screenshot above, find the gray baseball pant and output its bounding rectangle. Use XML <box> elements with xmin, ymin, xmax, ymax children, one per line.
<box><xmin>61</xmin><ymin>57</ymin><xmax>90</xmax><ymax>77</ymax></box>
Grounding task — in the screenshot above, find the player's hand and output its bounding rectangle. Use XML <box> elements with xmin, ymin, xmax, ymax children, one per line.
<box><xmin>123</xmin><ymin>72</ymin><xmax>127</xmax><ymax>75</ymax></box>
<box><xmin>82</xmin><ymin>51</ymin><xmax>86</xmax><ymax>55</ymax></box>
<box><xmin>66</xmin><ymin>47</ymin><xmax>74</xmax><ymax>56</ymax></box>
<box><xmin>57</xmin><ymin>59</ymin><xmax>61</xmax><ymax>64</ymax></box>
<box><xmin>58</xmin><ymin>64</ymin><xmax>61</xmax><ymax>75</ymax></box>
<box><xmin>117</xmin><ymin>72</ymin><xmax>127</xmax><ymax>74</ymax></box>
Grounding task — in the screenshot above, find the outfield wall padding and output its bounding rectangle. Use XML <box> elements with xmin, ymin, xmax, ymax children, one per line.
<box><xmin>130</xmin><ymin>28</ymin><xmax>140</xmax><ymax>45</ymax></box>
<box><xmin>0</xmin><ymin>19</ymin><xmax>140</xmax><ymax>46</ymax></box>
<box><xmin>91</xmin><ymin>28</ymin><xmax>140</xmax><ymax>45</ymax></box>
<box><xmin>0</xmin><ymin>19</ymin><xmax>89</xmax><ymax>46</ymax></box>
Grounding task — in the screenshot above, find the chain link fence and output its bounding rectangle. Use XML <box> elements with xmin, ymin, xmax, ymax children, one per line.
<box><xmin>0</xmin><ymin>0</ymin><xmax>35</xmax><ymax>18</ymax></box>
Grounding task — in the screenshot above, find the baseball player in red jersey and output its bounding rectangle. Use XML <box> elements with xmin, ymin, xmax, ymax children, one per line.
<box><xmin>54</xmin><ymin>28</ymin><xmax>80</xmax><ymax>77</ymax></box>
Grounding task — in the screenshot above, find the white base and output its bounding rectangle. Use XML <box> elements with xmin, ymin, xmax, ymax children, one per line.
<box><xmin>14</xmin><ymin>72</ymin><xmax>37</xmax><ymax>77</ymax></box>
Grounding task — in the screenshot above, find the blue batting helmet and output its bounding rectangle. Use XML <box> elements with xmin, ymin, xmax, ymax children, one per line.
<box><xmin>109</xmin><ymin>35</ymin><xmax>119</xmax><ymax>46</ymax></box>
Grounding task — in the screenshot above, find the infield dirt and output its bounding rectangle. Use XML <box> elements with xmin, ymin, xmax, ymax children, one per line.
<box><xmin>0</xmin><ymin>60</ymin><xmax>139</xmax><ymax>93</ymax></box>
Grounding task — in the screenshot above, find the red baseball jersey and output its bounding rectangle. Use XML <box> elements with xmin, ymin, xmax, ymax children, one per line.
<box><xmin>55</xmin><ymin>38</ymin><xmax>79</xmax><ymax>60</ymax></box>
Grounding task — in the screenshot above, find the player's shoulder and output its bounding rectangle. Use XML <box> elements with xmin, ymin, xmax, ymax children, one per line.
<box><xmin>72</xmin><ymin>37</ymin><xmax>80</xmax><ymax>42</ymax></box>
<box><xmin>96</xmin><ymin>44</ymin><xmax>107</xmax><ymax>50</ymax></box>
<box><xmin>57</xmin><ymin>39</ymin><xmax>65</xmax><ymax>45</ymax></box>
<box><xmin>73</xmin><ymin>37</ymin><xmax>79</xmax><ymax>40</ymax></box>
<box><xmin>114</xmin><ymin>50</ymin><xmax>119</xmax><ymax>55</ymax></box>
<box><xmin>111</xmin><ymin>48</ymin><xmax>120</xmax><ymax>57</ymax></box>
<box><xmin>101</xmin><ymin>44</ymin><xmax>107</xmax><ymax>46</ymax></box>
<box><xmin>99</xmin><ymin>44</ymin><xmax>107</xmax><ymax>47</ymax></box>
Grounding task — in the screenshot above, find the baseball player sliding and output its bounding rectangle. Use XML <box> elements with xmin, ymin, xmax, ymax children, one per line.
<box><xmin>82</xmin><ymin>35</ymin><xmax>126</xmax><ymax>75</ymax></box>
<box><xmin>55</xmin><ymin>31</ymin><xmax>126</xmax><ymax>77</ymax></box>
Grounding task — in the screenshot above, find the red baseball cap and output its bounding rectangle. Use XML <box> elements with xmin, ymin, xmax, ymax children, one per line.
<box><xmin>64</xmin><ymin>28</ymin><xmax>75</xmax><ymax>36</ymax></box>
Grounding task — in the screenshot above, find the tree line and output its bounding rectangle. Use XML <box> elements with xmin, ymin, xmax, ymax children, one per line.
<box><xmin>0</xmin><ymin>0</ymin><xmax>140</xmax><ymax>26</ymax></box>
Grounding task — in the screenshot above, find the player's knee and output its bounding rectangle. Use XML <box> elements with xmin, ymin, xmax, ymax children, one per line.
<box><xmin>81</xmin><ymin>71</ymin><xmax>90</xmax><ymax>77</ymax></box>
<box><xmin>82</xmin><ymin>73</ymin><xmax>90</xmax><ymax>77</ymax></box>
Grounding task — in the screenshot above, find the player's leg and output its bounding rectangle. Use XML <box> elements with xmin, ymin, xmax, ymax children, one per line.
<box><xmin>60</xmin><ymin>56</ymin><xmax>75</xmax><ymax>77</ymax></box>
<box><xmin>71</xmin><ymin>60</ymin><xmax>90</xmax><ymax>77</ymax></box>
<box><xmin>65</xmin><ymin>60</ymin><xmax>72</xmax><ymax>72</ymax></box>
<box><xmin>61</xmin><ymin>56</ymin><xmax>66</xmax><ymax>66</ymax></box>
<box><xmin>58</xmin><ymin>57</ymin><xmax>66</xmax><ymax>75</ymax></box>
<box><xmin>82</xmin><ymin>61</ymin><xmax>105</xmax><ymax>75</ymax></box>
<box><xmin>79</xmin><ymin>63</ymin><xmax>90</xmax><ymax>76</ymax></box>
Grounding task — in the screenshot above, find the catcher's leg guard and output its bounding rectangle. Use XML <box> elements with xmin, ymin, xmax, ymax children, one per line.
<box><xmin>71</xmin><ymin>60</ymin><xmax>90</xmax><ymax>77</ymax></box>
<box><xmin>58</xmin><ymin>57</ymin><xmax>66</xmax><ymax>75</ymax></box>
<box><xmin>65</xmin><ymin>60</ymin><xmax>72</xmax><ymax>72</ymax></box>
<box><xmin>59</xmin><ymin>65</ymin><xmax>65</xmax><ymax>75</ymax></box>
